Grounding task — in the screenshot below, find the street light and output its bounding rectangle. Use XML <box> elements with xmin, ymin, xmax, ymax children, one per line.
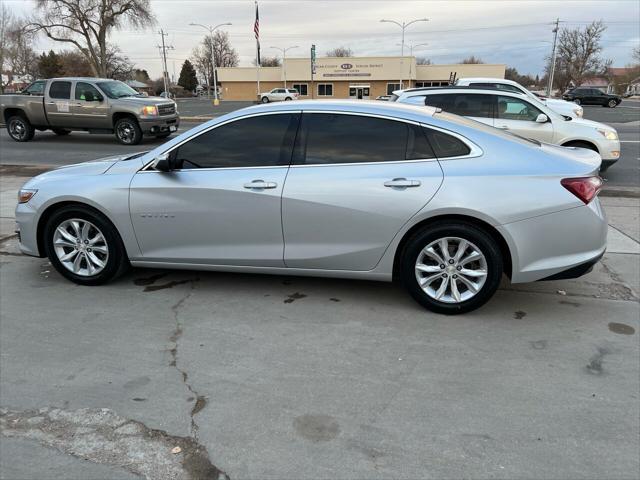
<box><xmin>189</xmin><ymin>22</ymin><xmax>232</xmax><ymax>105</ymax></box>
<box><xmin>381</xmin><ymin>18</ymin><xmax>429</xmax><ymax>89</ymax></box>
<box><xmin>397</xmin><ymin>42</ymin><xmax>428</xmax><ymax>85</ymax></box>
<box><xmin>271</xmin><ymin>45</ymin><xmax>299</xmax><ymax>87</ymax></box>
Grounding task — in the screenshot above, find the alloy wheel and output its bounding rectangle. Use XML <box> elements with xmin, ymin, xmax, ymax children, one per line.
<box><xmin>414</xmin><ymin>236</ymin><xmax>488</xmax><ymax>304</ymax></box>
<box><xmin>608</xmin><ymin>99</ymin><xmax>616</xmax><ymax>108</ymax></box>
<box><xmin>9</xmin><ymin>119</ymin><xmax>27</xmax><ymax>140</ymax></box>
<box><xmin>116</xmin><ymin>121</ymin><xmax>135</xmax><ymax>144</ymax></box>
<box><xmin>53</xmin><ymin>219</ymin><xmax>109</xmax><ymax>277</ymax></box>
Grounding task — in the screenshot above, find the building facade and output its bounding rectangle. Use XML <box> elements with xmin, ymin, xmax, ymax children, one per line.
<box><xmin>217</xmin><ymin>56</ymin><xmax>505</xmax><ymax>101</ymax></box>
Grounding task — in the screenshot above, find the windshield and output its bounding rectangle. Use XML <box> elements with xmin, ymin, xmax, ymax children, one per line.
<box><xmin>96</xmin><ymin>81</ymin><xmax>141</xmax><ymax>99</ymax></box>
<box><xmin>433</xmin><ymin>111</ymin><xmax>542</xmax><ymax>147</ymax></box>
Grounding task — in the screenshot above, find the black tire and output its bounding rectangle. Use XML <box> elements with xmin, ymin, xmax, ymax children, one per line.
<box><xmin>44</xmin><ymin>205</ymin><xmax>129</xmax><ymax>286</ymax></box>
<box><xmin>573</xmin><ymin>99</ymin><xmax>581</xmax><ymax>105</ymax></box>
<box><xmin>607</xmin><ymin>99</ymin><xmax>617</xmax><ymax>108</ymax></box>
<box><xmin>261</xmin><ymin>96</ymin><xmax>269</xmax><ymax>103</ymax></box>
<box><xmin>52</xmin><ymin>128</ymin><xmax>71</xmax><ymax>136</ymax></box>
<box><xmin>7</xmin><ymin>115</ymin><xmax>35</xmax><ymax>142</ymax></box>
<box><xmin>114</xmin><ymin>117</ymin><xmax>143</xmax><ymax>145</ymax></box>
<box><xmin>400</xmin><ymin>222</ymin><xmax>503</xmax><ymax>315</ymax></box>
<box><xmin>285</xmin><ymin>97</ymin><xmax>292</xmax><ymax>101</ymax></box>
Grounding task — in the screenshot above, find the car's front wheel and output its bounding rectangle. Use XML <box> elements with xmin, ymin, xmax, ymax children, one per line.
<box><xmin>7</xmin><ymin>115</ymin><xmax>35</xmax><ymax>142</ymax></box>
<box><xmin>573</xmin><ymin>98</ymin><xmax>581</xmax><ymax>105</ymax></box>
<box><xmin>607</xmin><ymin>99</ymin><xmax>617</xmax><ymax>108</ymax></box>
<box><xmin>114</xmin><ymin>117</ymin><xmax>142</xmax><ymax>145</ymax></box>
<box><xmin>400</xmin><ymin>222</ymin><xmax>503</xmax><ymax>314</ymax></box>
<box><xmin>261</xmin><ymin>96</ymin><xmax>269</xmax><ymax>103</ymax></box>
<box><xmin>44</xmin><ymin>206</ymin><xmax>129</xmax><ymax>285</ymax></box>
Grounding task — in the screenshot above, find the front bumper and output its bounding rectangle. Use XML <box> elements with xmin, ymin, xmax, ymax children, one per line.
<box><xmin>139</xmin><ymin>115</ymin><xmax>180</xmax><ymax>135</ymax></box>
<box><xmin>15</xmin><ymin>202</ymin><xmax>41</xmax><ymax>257</ymax></box>
<box><xmin>497</xmin><ymin>199</ymin><xmax>607</xmax><ymax>284</ymax></box>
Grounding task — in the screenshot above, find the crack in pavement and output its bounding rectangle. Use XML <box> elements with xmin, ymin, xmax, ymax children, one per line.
<box><xmin>0</xmin><ymin>407</ymin><xmax>227</xmax><ymax>480</ymax></box>
<box><xmin>168</xmin><ymin>280</ymin><xmax>208</xmax><ymax>442</ymax></box>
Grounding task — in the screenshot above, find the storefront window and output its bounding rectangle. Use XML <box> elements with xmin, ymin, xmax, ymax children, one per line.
<box><xmin>318</xmin><ymin>84</ymin><xmax>333</xmax><ymax>96</ymax></box>
<box><xmin>292</xmin><ymin>84</ymin><xmax>308</xmax><ymax>96</ymax></box>
<box><xmin>387</xmin><ymin>83</ymin><xmax>401</xmax><ymax>95</ymax></box>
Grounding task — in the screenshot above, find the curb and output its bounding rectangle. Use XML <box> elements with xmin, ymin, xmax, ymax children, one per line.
<box><xmin>180</xmin><ymin>116</ymin><xmax>215</xmax><ymax>122</ymax></box>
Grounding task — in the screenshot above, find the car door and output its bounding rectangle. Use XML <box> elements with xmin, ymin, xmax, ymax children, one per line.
<box><xmin>129</xmin><ymin>112</ymin><xmax>300</xmax><ymax>266</ymax></box>
<box><xmin>69</xmin><ymin>82</ymin><xmax>110</xmax><ymax>128</ymax></box>
<box><xmin>44</xmin><ymin>80</ymin><xmax>74</xmax><ymax>127</ymax></box>
<box><xmin>281</xmin><ymin>112</ymin><xmax>443</xmax><ymax>271</ymax></box>
<box><xmin>424</xmin><ymin>93</ymin><xmax>495</xmax><ymax>127</ymax></box>
<box><xmin>495</xmin><ymin>94</ymin><xmax>554</xmax><ymax>143</ymax></box>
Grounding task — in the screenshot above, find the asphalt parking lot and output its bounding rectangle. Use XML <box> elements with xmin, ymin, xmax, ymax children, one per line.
<box><xmin>0</xmin><ymin>97</ymin><xmax>639</xmax><ymax>479</ymax></box>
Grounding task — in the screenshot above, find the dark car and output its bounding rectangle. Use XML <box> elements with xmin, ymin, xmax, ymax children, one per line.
<box><xmin>562</xmin><ymin>87</ymin><xmax>621</xmax><ymax>108</ymax></box>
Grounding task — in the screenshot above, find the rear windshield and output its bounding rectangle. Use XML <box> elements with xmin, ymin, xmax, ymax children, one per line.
<box><xmin>433</xmin><ymin>111</ymin><xmax>541</xmax><ymax>147</ymax></box>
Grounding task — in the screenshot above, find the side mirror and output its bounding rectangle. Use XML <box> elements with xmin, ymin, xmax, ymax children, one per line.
<box><xmin>536</xmin><ymin>113</ymin><xmax>548</xmax><ymax>123</ymax></box>
<box><xmin>152</xmin><ymin>153</ymin><xmax>173</xmax><ymax>172</ymax></box>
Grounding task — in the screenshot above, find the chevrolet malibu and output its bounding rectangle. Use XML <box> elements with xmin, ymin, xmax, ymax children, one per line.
<box><xmin>15</xmin><ymin>100</ymin><xmax>607</xmax><ymax>314</ymax></box>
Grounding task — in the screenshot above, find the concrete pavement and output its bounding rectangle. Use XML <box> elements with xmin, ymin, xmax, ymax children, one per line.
<box><xmin>0</xmin><ymin>171</ymin><xmax>638</xmax><ymax>479</ymax></box>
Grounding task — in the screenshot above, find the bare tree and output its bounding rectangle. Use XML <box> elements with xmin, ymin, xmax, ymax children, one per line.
<box><xmin>191</xmin><ymin>30</ymin><xmax>238</xmax><ymax>85</ymax></box>
<box><xmin>326</xmin><ymin>46</ymin><xmax>353</xmax><ymax>57</ymax></box>
<box><xmin>1</xmin><ymin>5</ymin><xmax>38</xmax><ymax>91</ymax></box>
<box><xmin>416</xmin><ymin>57</ymin><xmax>431</xmax><ymax>65</ymax></box>
<box><xmin>26</xmin><ymin>0</ymin><xmax>155</xmax><ymax>77</ymax></box>
<box><xmin>0</xmin><ymin>3</ymin><xmax>13</xmax><ymax>91</ymax></box>
<box><xmin>548</xmin><ymin>20</ymin><xmax>611</xmax><ymax>91</ymax></box>
<box><xmin>460</xmin><ymin>55</ymin><xmax>484</xmax><ymax>64</ymax></box>
<box><xmin>632</xmin><ymin>45</ymin><xmax>640</xmax><ymax>65</ymax></box>
<box><xmin>253</xmin><ymin>56</ymin><xmax>280</xmax><ymax>67</ymax></box>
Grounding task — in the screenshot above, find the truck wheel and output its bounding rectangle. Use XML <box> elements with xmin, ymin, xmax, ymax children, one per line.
<box><xmin>114</xmin><ymin>117</ymin><xmax>142</xmax><ymax>145</ymax></box>
<box><xmin>52</xmin><ymin>128</ymin><xmax>71</xmax><ymax>136</ymax></box>
<box><xmin>7</xmin><ymin>115</ymin><xmax>35</xmax><ymax>142</ymax></box>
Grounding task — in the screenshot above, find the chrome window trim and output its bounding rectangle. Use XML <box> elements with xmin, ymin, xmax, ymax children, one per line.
<box><xmin>140</xmin><ymin>108</ymin><xmax>482</xmax><ymax>173</ymax></box>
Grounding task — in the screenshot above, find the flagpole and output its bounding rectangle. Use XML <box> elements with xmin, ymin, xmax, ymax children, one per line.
<box><xmin>255</xmin><ymin>0</ymin><xmax>261</xmax><ymax>102</ymax></box>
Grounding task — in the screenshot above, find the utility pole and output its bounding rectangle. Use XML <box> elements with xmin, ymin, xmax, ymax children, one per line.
<box><xmin>398</xmin><ymin>42</ymin><xmax>428</xmax><ymax>87</ymax></box>
<box><xmin>189</xmin><ymin>22</ymin><xmax>232</xmax><ymax>105</ymax></box>
<box><xmin>547</xmin><ymin>18</ymin><xmax>560</xmax><ymax>97</ymax></box>
<box><xmin>271</xmin><ymin>45</ymin><xmax>299</xmax><ymax>87</ymax></box>
<box><xmin>310</xmin><ymin>44</ymin><xmax>316</xmax><ymax>99</ymax></box>
<box><xmin>157</xmin><ymin>29</ymin><xmax>174</xmax><ymax>96</ymax></box>
<box><xmin>381</xmin><ymin>18</ymin><xmax>428</xmax><ymax>90</ymax></box>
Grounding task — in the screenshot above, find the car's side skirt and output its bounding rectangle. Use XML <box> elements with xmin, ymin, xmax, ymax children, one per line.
<box><xmin>129</xmin><ymin>260</ymin><xmax>393</xmax><ymax>282</ymax></box>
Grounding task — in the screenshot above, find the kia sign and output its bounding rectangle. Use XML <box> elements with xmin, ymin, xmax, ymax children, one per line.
<box><xmin>341</xmin><ymin>63</ymin><xmax>353</xmax><ymax>70</ymax></box>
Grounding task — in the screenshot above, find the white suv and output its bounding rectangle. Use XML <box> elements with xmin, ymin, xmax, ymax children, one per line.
<box><xmin>393</xmin><ymin>87</ymin><xmax>620</xmax><ymax>170</ymax></box>
<box><xmin>455</xmin><ymin>77</ymin><xmax>583</xmax><ymax>119</ymax></box>
<box><xmin>260</xmin><ymin>88</ymin><xmax>299</xmax><ymax>103</ymax></box>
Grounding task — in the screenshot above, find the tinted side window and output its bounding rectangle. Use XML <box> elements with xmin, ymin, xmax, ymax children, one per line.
<box><xmin>407</xmin><ymin>125</ymin><xmax>436</xmax><ymax>159</ymax></box>
<box><xmin>75</xmin><ymin>82</ymin><xmax>102</xmax><ymax>101</ymax></box>
<box><xmin>49</xmin><ymin>81</ymin><xmax>72</xmax><ymax>99</ymax></box>
<box><xmin>496</xmin><ymin>95</ymin><xmax>542</xmax><ymax>121</ymax></box>
<box><xmin>173</xmin><ymin>113</ymin><xmax>298</xmax><ymax>169</ymax></box>
<box><xmin>425</xmin><ymin>93</ymin><xmax>494</xmax><ymax>118</ymax></box>
<box><xmin>301</xmin><ymin>114</ymin><xmax>408</xmax><ymax>164</ymax></box>
<box><xmin>424</xmin><ymin>128</ymin><xmax>471</xmax><ymax>158</ymax></box>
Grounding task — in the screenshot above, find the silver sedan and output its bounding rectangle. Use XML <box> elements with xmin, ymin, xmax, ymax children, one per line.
<box><xmin>15</xmin><ymin>100</ymin><xmax>607</xmax><ymax>314</ymax></box>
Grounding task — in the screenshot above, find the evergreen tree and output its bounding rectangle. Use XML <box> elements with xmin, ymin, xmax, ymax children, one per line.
<box><xmin>178</xmin><ymin>59</ymin><xmax>198</xmax><ymax>92</ymax></box>
<box><xmin>37</xmin><ymin>50</ymin><xmax>64</xmax><ymax>78</ymax></box>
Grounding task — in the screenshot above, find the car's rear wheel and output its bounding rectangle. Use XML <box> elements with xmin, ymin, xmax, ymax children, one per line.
<box><xmin>573</xmin><ymin>99</ymin><xmax>581</xmax><ymax>105</ymax></box>
<box><xmin>285</xmin><ymin>97</ymin><xmax>292</xmax><ymax>101</ymax></box>
<box><xmin>261</xmin><ymin>96</ymin><xmax>269</xmax><ymax>103</ymax></box>
<box><xmin>7</xmin><ymin>115</ymin><xmax>35</xmax><ymax>142</ymax></box>
<box><xmin>114</xmin><ymin>117</ymin><xmax>142</xmax><ymax>145</ymax></box>
<box><xmin>52</xmin><ymin>128</ymin><xmax>71</xmax><ymax>136</ymax></box>
<box><xmin>400</xmin><ymin>223</ymin><xmax>503</xmax><ymax>314</ymax></box>
<box><xmin>607</xmin><ymin>99</ymin><xmax>617</xmax><ymax>108</ymax></box>
<box><xmin>44</xmin><ymin>206</ymin><xmax>129</xmax><ymax>286</ymax></box>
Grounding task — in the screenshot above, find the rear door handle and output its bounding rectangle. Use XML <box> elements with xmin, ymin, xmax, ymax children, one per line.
<box><xmin>243</xmin><ymin>180</ymin><xmax>277</xmax><ymax>190</ymax></box>
<box><xmin>384</xmin><ymin>178</ymin><xmax>421</xmax><ymax>188</ymax></box>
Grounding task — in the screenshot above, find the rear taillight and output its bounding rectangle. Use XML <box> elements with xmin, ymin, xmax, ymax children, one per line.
<box><xmin>561</xmin><ymin>176</ymin><xmax>603</xmax><ymax>204</ymax></box>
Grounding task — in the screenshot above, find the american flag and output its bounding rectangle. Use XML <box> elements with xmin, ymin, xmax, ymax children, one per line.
<box><xmin>254</xmin><ymin>1</ymin><xmax>261</xmax><ymax>66</ymax></box>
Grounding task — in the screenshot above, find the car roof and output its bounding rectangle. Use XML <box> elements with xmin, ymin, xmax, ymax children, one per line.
<box><xmin>457</xmin><ymin>77</ymin><xmax>520</xmax><ymax>86</ymax></box>
<box><xmin>49</xmin><ymin>77</ymin><xmax>115</xmax><ymax>82</ymax></box>
<box><xmin>395</xmin><ymin>87</ymin><xmax>530</xmax><ymax>99</ymax></box>
<box><xmin>229</xmin><ymin>99</ymin><xmax>438</xmax><ymax>120</ymax></box>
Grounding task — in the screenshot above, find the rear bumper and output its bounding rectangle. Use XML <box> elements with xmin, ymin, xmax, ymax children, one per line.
<box><xmin>139</xmin><ymin>115</ymin><xmax>180</xmax><ymax>135</ymax></box>
<box><xmin>537</xmin><ymin>251</ymin><xmax>604</xmax><ymax>281</ymax></box>
<box><xmin>497</xmin><ymin>199</ymin><xmax>607</xmax><ymax>283</ymax></box>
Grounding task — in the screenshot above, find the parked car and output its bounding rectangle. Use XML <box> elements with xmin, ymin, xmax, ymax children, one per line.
<box><xmin>15</xmin><ymin>100</ymin><xmax>606</xmax><ymax>314</ymax></box>
<box><xmin>393</xmin><ymin>87</ymin><xmax>620</xmax><ymax>171</ymax></box>
<box><xmin>562</xmin><ymin>87</ymin><xmax>622</xmax><ymax>107</ymax></box>
<box><xmin>376</xmin><ymin>95</ymin><xmax>392</xmax><ymax>101</ymax></box>
<box><xmin>1</xmin><ymin>78</ymin><xmax>180</xmax><ymax>145</ymax></box>
<box><xmin>454</xmin><ymin>77</ymin><xmax>584</xmax><ymax>118</ymax></box>
<box><xmin>260</xmin><ymin>88</ymin><xmax>299</xmax><ymax>103</ymax></box>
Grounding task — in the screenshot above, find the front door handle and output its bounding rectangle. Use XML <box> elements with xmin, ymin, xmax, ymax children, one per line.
<box><xmin>384</xmin><ymin>178</ymin><xmax>421</xmax><ymax>188</ymax></box>
<box><xmin>243</xmin><ymin>180</ymin><xmax>277</xmax><ymax>190</ymax></box>
<box><xmin>496</xmin><ymin>125</ymin><xmax>510</xmax><ymax>130</ymax></box>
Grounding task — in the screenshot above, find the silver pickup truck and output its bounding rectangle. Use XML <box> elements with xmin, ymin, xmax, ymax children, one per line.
<box><xmin>1</xmin><ymin>77</ymin><xmax>180</xmax><ymax>145</ymax></box>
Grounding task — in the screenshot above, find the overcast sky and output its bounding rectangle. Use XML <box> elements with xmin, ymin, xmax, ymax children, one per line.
<box><xmin>5</xmin><ymin>0</ymin><xmax>640</xmax><ymax>79</ymax></box>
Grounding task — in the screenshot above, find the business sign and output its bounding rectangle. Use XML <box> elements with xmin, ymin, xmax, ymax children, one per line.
<box><xmin>319</xmin><ymin>62</ymin><xmax>385</xmax><ymax>78</ymax></box>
